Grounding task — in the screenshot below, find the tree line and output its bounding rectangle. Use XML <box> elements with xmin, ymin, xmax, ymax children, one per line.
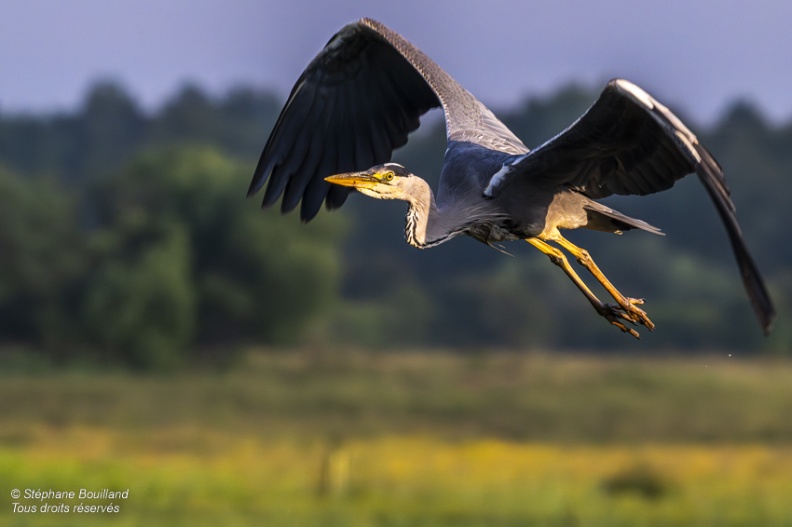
<box><xmin>0</xmin><ymin>81</ymin><xmax>789</xmax><ymax>369</ymax></box>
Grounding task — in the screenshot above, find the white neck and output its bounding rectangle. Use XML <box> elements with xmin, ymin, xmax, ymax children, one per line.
<box><xmin>403</xmin><ymin>176</ymin><xmax>446</xmax><ymax>249</ymax></box>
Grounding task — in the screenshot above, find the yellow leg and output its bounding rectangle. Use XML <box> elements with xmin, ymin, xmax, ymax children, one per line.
<box><xmin>526</xmin><ymin>238</ymin><xmax>641</xmax><ymax>338</ymax></box>
<box><xmin>552</xmin><ymin>235</ymin><xmax>655</xmax><ymax>331</ymax></box>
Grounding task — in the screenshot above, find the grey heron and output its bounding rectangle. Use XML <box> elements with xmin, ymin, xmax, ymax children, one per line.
<box><xmin>248</xmin><ymin>18</ymin><xmax>775</xmax><ymax>338</ymax></box>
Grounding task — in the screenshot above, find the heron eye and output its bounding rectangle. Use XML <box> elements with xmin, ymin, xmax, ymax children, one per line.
<box><xmin>383</xmin><ymin>171</ymin><xmax>395</xmax><ymax>182</ymax></box>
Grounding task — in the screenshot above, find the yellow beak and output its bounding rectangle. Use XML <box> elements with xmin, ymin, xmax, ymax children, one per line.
<box><xmin>324</xmin><ymin>171</ymin><xmax>378</xmax><ymax>189</ymax></box>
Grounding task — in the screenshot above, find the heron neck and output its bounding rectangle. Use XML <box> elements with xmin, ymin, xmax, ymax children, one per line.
<box><xmin>404</xmin><ymin>177</ymin><xmax>446</xmax><ymax>249</ymax></box>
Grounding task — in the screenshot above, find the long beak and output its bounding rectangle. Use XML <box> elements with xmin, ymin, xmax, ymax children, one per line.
<box><xmin>324</xmin><ymin>171</ymin><xmax>377</xmax><ymax>189</ymax></box>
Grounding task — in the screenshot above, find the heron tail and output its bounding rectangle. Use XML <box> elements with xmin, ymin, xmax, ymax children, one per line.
<box><xmin>583</xmin><ymin>201</ymin><xmax>664</xmax><ymax>236</ymax></box>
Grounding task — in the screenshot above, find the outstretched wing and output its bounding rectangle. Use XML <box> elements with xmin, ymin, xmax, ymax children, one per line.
<box><xmin>490</xmin><ymin>78</ymin><xmax>775</xmax><ymax>333</ymax></box>
<box><xmin>492</xmin><ymin>79</ymin><xmax>709</xmax><ymax>198</ymax></box>
<box><xmin>248</xmin><ymin>17</ymin><xmax>527</xmax><ymax>221</ymax></box>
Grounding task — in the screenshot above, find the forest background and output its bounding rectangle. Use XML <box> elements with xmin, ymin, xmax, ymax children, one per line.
<box><xmin>1</xmin><ymin>80</ymin><xmax>790</xmax><ymax>370</ymax></box>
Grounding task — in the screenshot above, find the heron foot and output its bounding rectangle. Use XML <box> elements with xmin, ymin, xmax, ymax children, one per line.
<box><xmin>618</xmin><ymin>297</ymin><xmax>655</xmax><ymax>331</ymax></box>
<box><xmin>598</xmin><ymin>303</ymin><xmax>642</xmax><ymax>339</ymax></box>
<box><xmin>596</xmin><ymin>299</ymin><xmax>655</xmax><ymax>339</ymax></box>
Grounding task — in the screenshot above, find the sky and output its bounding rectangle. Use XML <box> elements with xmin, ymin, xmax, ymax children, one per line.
<box><xmin>2</xmin><ymin>0</ymin><xmax>792</xmax><ymax>125</ymax></box>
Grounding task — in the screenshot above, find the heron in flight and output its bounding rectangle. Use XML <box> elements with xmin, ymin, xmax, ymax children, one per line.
<box><xmin>248</xmin><ymin>18</ymin><xmax>775</xmax><ymax>338</ymax></box>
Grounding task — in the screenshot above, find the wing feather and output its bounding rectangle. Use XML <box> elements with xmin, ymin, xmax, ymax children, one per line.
<box><xmin>491</xmin><ymin>78</ymin><xmax>775</xmax><ymax>333</ymax></box>
<box><xmin>260</xmin><ymin>89</ymin><xmax>325</xmax><ymax>207</ymax></box>
<box><xmin>281</xmin><ymin>94</ymin><xmax>334</xmax><ymax>212</ymax></box>
<box><xmin>249</xmin><ymin>18</ymin><xmax>526</xmax><ymax>219</ymax></box>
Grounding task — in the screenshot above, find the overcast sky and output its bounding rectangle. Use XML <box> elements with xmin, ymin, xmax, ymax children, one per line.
<box><xmin>2</xmin><ymin>0</ymin><xmax>791</xmax><ymax>125</ymax></box>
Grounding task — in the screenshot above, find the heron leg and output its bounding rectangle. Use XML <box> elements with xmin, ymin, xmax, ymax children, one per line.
<box><xmin>526</xmin><ymin>238</ymin><xmax>641</xmax><ymax>338</ymax></box>
<box><xmin>552</xmin><ymin>235</ymin><xmax>655</xmax><ymax>332</ymax></box>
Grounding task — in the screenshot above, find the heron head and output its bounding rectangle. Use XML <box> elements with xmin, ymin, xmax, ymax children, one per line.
<box><xmin>325</xmin><ymin>163</ymin><xmax>414</xmax><ymax>200</ymax></box>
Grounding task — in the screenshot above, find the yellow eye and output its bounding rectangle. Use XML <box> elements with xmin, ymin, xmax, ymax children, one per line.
<box><xmin>383</xmin><ymin>171</ymin><xmax>395</xmax><ymax>182</ymax></box>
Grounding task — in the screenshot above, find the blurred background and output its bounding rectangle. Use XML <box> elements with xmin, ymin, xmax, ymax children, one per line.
<box><xmin>1</xmin><ymin>1</ymin><xmax>791</xmax><ymax>525</ymax></box>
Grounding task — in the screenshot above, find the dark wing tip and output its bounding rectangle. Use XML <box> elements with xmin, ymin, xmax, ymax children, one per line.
<box><xmin>695</xmin><ymin>160</ymin><xmax>776</xmax><ymax>335</ymax></box>
<box><xmin>739</xmin><ymin>247</ymin><xmax>777</xmax><ymax>336</ymax></box>
<box><xmin>247</xmin><ymin>166</ymin><xmax>269</xmax><ymax>199</ymax></box>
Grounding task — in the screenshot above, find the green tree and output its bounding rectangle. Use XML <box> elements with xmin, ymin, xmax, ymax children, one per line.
<box><xmin>145</xmin><ymin>85</ymin><xmax>280</xmax><ymax>163</ymax></box>
<box><xmin>91</xmin><ymin>147</ymin><xmax>346</xmax><ymax>355</ymax></box>
<box><xmin>0</xmin><ymin>166</ymin><xmax>87</xmax><ymax>353</ymax></box>
<box><xmin>83</xmin><ymin>221</ymin><xmax>194</xmax><ymax>370</ymax></box>
<box><xmin>78</xmin><ymin>80</ymin><xmax>146</xmax><ymax>181</ymax></box>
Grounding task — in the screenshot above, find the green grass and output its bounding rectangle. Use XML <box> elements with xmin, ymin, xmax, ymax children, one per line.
<box><xmin>2</xmin><ymin>349</ymin><xmax>792</xmax><ymax>525</ymax></box>
<box><xmin>3</xmin><ymin>349</ymin><xmax>791</xmax><ymax>443</ymax></box>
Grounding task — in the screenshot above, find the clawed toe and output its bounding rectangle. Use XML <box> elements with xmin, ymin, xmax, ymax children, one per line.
<box><xmin>598</xmin><ymin>301</ymin><xmax>654</xmax><ymax>339</ymax></box>
<box><xmin>622</xmin><ymin>301</ymin><xmax>654</xmax><ymax>331</ymax></box>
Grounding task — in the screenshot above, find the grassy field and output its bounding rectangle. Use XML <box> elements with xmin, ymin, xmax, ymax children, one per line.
<box><xmin>2</xmin><ymin>349</ymin><xmax>792</xmax><ymax>526</ymax></box>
